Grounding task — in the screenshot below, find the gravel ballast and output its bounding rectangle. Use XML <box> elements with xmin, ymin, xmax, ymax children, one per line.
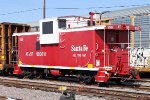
<box><xmin>0</xmin><ymin>85</ymin><xmax>106</xmax><ymax>100</ymax></box>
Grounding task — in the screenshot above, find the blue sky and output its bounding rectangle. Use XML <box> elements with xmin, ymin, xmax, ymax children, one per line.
<box><xmin>0</xmin><ymin>0</ymin><xmax>150</xmax><ymax>23</ymax></box>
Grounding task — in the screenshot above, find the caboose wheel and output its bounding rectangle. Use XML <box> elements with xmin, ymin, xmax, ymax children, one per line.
<box><xmin>40</xmin><ymin>73</ymin><xmax>47</xmax><ymax>79</ymax></box>
<box><xmin>114</xmin><ymin>79</ymin><xmax>122</xmax><ymax>84</ymax></box>
<box><xmin>79</xmin><ymin>76</ymin><xmax>95</xmax><ymax>84</ymax></box>
<box><xmin>129</xmin><ymin>68</ymin><xmax>139</xmax><ymax>79</ymax></box>
<box><xmin>17</xmin><ymin>73</ymin><xmax>25</xmax><ymax>79</ymax></box>
<box><xmin>52</xmin><ymin>75</ymin><xmax>59</xmax><ymax>79</ymax></box>
<box><xmin>2</xmin><ymin>69</ymin><xmax>8</xmax><ymax>76</ymax></box>
<box><xmin>17</xmin><ymin>70</ymin><xmax>27</xmax><ymax>79</ymax></box>
<box><xmin>98</xmin><ymin>82</ymin><xmax>109</xmax><ymax>87</ymax></box>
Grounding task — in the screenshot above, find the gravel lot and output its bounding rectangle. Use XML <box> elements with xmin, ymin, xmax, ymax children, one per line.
<box><xmin>0</xmin><ymin>85</ymin><xmax>106</xmax><ymax>100</ymax></box>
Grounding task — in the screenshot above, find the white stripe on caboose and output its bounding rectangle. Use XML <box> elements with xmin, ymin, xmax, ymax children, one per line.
<box><xmin>18</xmin><ymin>64</ymin><xmax>99</xmax><ymax>71</ymax></box>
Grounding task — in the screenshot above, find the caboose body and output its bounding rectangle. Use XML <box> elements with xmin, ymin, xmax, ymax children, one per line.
<box><xmin>12</xmin><ymin>17</ymin><xmax>140</xmax><ymax>83</ymax></box>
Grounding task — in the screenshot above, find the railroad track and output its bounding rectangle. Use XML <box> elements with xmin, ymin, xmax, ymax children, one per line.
<box><xmin>0</xmin><ymin>77</ymin><xmax>149</xmax><ymax>100</ymax></box>
<box><xmin>0</xmin><ymin>96</ymin><xmax>21</xmax><ymax>100</ymax></box>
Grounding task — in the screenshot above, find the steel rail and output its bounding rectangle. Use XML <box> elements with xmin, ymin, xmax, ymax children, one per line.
<box><xmin>0</xmin><ymin>77</ymin><xmax>149</xmax><ymax>100</ymax></box>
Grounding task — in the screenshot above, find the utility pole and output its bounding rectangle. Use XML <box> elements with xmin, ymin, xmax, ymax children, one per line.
<box><xmin>43</xmin><ymin>0</ymin><xmax>46</xmax><ymax>19</ymax></box>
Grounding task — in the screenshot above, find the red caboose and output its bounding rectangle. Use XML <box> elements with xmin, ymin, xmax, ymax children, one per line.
<box><xmin>12</xmin><ymin>17</ymin><xmax>140</xmax><ymax>83</ymax></box>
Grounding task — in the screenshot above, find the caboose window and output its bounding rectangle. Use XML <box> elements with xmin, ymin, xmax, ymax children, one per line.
<box><xmin>42</xmin><ymin>21</ymin><xmax>53</xmax><ymax>34</ymax></box>
<box><xmin>58</xmin><ymin>19</ymin><xmax>66</xmax><ymax>28</ymax></box>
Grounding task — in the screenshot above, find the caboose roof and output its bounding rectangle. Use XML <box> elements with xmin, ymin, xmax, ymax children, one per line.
<box><xmin>60</xmin><ymin>24</ymin><xmax>140</xmax><ymax>32</ymax></box>
<box><xmin>12</xmin><ymin>32</ymin><xmax>39</xmax><ymax>36</ymax></box>
<box><xmin>12</xmin><ymin>24</ymin><xmax>140</xmax><ymax>36</ymax></box>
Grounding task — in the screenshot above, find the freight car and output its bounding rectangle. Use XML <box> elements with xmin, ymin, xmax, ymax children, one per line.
<box><xmin>12</xmin><ymin>13</ymin><xmax>140</xmax><ymax>84</ymax></box>
<box><xmin>0</xmin><ymin>23</ymin><xmax>30</xmax><ymax>75</ymax></box>
<box><xmin>130</xmin><ymin>48</ymin><xmax>150</xmax><ymax>73</ymax></box>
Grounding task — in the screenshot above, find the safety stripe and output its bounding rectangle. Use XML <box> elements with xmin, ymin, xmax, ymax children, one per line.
<box><xmin>87</xmin><ymin>64</ymin><xmax>93</xmax><ymax>68</ymax></box>
<box><xmin>18</xmin><ymin>64</ymin><xmax>99</xmax><ymax>71</ymax></box>
<box><xmin>70</xmin><ymin>67</ymin><xmax>75</xmax><ymax>70</ymax></box>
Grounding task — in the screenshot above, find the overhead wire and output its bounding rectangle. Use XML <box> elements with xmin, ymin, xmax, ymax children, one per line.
<box><xmin>0</xmin><ymin>8</ymin><xmax>43</xmax><ymax>16</ymax></box>
<box><xmin>0</xmin><ymin>4</ymin><xmax>150</xmax><ymax>16</ymax></box>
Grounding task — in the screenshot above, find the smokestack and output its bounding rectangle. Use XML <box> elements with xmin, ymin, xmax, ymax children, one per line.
<box><xmin>89</xmin><ymin>12</ymin><xmax>95</xmax><ymax>26</ymax></box>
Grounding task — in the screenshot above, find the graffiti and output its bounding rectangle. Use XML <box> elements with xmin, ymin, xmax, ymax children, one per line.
<box><xmin>130</xmin><ymin>48</ymin><xmax>150</xmax><ymax>68</ymax></box>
